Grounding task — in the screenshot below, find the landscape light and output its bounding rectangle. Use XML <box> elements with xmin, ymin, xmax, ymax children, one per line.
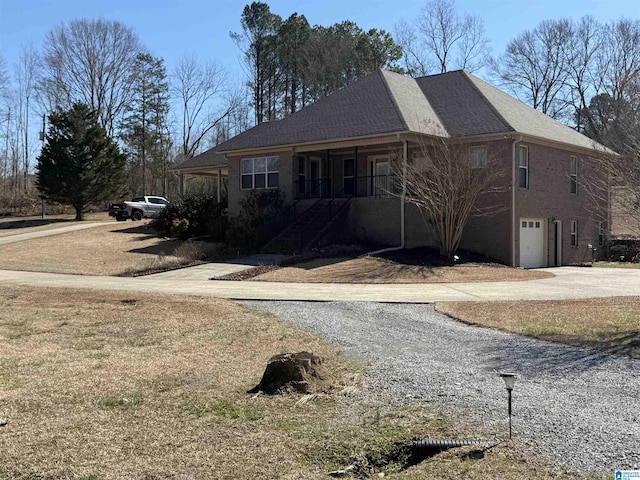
<box><xmin>499</xmin><ymin>373</ymin><xmax>517</xmax><ymax>439</ymax></box>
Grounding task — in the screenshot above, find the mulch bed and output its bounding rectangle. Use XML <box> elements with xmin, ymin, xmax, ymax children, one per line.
<box><xmin>376</xmin><ymin>246</ymin><xmax>508</xmax><ymax>268</ymax></box>
<box><xmin>211</xmin><ymin>264</ymin><xmax>281</xmax><ymax>281</ymax></box>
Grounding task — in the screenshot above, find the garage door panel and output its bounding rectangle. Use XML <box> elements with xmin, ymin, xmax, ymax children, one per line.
<box><xmin>520</xmin><ymin>218</ymin><xmax>545</xmax><ymax>268</ymax></box>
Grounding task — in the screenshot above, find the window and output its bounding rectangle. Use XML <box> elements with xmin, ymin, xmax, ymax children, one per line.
<box><xmin>570</xmin><ymin>221</ymin><xmax>578</xmax><ymax>246</ymax></box>
<box><xmin>517</xmin><ymin>146</ymin><xmax>528</xmax><ymax>189</ymax></box>
<box><xmin>241</xmin><ymin>156</ymin><xmax>279</xmax><ymax>190</ymax></box>
<box><xmin>599</xmin><ymin>222</ymin><xmax>606</xmax><ymax>246</ymax></box>
<box><xmin>470</xmin><ymin>146</ymin><xmax>487</xmax><ymax>168</ymax></box>
<box><xmin>570</xmin><ymin>156</ymin><xmax>578</xmax><ymax>194</ymax></box>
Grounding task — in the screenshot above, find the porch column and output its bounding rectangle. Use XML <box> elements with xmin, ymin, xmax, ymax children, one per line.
<box><xmin>217</xmin><ymin>170</ymin><xmax>222</xmax><ymax>203</ymax></box>
<box><xmin>354</xmin><ymin>146</ymin><xmax>358</xmax><ymax>196</ymax></box>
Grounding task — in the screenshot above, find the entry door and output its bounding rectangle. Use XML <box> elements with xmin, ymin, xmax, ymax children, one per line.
<box><xmin>371</xmin><ymin>156</ymin><xmax>390</xmax><ymax>195</ymax></box>
<box><xmin>554</xmin><ymin>221</ymin><xmax>562</xmax><ymax>266</ymax></box>
<box><xmin>343</xmin><ymin>158</ymin><xmax>355</xmax><ymax>196</ymax></box>
<box><xmin>309</xmin><ymin>158</ymin><xmax>320</xmax><ymax>197</ymax></box>
<box><xmin>519</xmin><ymin>218</ymin><xmax>546</xmax><ymax>268</ymax></box>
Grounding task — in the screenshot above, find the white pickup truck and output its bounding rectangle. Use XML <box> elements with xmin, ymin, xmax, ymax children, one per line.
<box><xmin>109</xmin><ymin>196</ymin><xmax>169</xmax><ymax>221</ymax></box>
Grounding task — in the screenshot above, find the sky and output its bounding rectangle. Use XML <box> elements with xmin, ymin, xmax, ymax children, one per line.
<box><xmin>2</xmin><ymin>0</ymin><xmax>640</xmax><ymax>86</ymax></box>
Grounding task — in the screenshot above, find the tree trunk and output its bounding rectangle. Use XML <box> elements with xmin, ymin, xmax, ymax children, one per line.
<box><xmin>74</xmin><ymin>205</ymin><xmax>84</xmax><ymax>220</ymax></box>
<box><xmin>248</xmin><ymin>351</ymin><xmax>325</xmax><ymax>394</ymax></box>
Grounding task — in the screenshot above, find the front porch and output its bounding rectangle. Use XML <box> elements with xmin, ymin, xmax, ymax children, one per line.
<box><xmin>293</xmin><ymin>147</ymin><xmax>402</xmax><ymax>200</ymax></box>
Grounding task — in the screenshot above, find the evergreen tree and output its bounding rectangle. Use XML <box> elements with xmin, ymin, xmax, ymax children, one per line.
<box><xmin>120</xmin><ymin>53</ymin><xmax>169</xmax><ymax>196</ymax></box>
<box><xmin>36</xmin><ymin>103</ymin><xmax>127</xmax><ymax>220</ymax></box>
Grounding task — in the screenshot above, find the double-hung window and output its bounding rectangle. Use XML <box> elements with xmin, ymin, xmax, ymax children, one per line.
<box><xmin>517</xmin><ymin>145</ymin><xmax>528</xmax><ymax>189</ymax></box>
<box><xmin>241</xmin><ymin>156</ymin><xmax>279</xmax><ymax>190</ymax></box>
<box><xmin>470</xmin><ymin>146</ymin><xmax>487</xmax><ymax>168</ymax></box>
<box><xmin>570</xmin><ymin>221</ymin><xmax>578</xmax><ymax>246</ymax></box>
<box><xmin>570</xmin><ymin>156</ymin><xmax>578</xmax><ymax>194</ymax></box>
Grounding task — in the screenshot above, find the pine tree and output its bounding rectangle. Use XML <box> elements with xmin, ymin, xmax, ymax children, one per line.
<box><xmin>120</xmin><ymin>53</ymin><xmax>169</xmax><ymax>196</ymax></box>
<box><xmin>36</xmin><ymin>103</ymin><xmax>127</xmax><ymax>220</ymax></box>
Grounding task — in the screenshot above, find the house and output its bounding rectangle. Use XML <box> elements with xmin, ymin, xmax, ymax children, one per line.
<box><xmin>174</xmin><ymin>69</ymin><xmax>612</xmax><ymax>268</ymax></box>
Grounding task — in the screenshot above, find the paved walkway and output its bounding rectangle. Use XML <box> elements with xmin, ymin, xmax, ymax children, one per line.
<box><xmin>0</xmin><ymin>266</ymin><xmax>638</xmax><ymax>302</ymax></box>
<box><xmin>0</xmin><ymin>222</ymin><xmax>110</xmax><ymax>245</ymax></box>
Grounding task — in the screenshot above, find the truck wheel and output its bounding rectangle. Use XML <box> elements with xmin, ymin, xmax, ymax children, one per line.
<box><xmin>116</xmin><ymin>215</ymin><xmax>126</xmax><ymax>222</ymax></box>
<box><xmin>132</xmin><ymin>210</ymin><xmax>143</xmax><ymax>221</ymax></box>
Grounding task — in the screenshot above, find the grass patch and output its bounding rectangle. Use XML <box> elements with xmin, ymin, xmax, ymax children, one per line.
<box><xmin>183</xmin><ymin>399</ymin><xmax>264</xmax><ymax>423</ymax></box>
<box><xmin>437</xmin><ymin>297</ymin><xmax>640</xmax><ymax>359</ymax></box>
<box><xmin>0</xmin><ymin>286</ymin><xmax>578</xmax><ymax>479</ymax></box>
<box><xmin>120</xmin><ymin>241</ymin><xmax>208</xmax><ymax>276</ymax></box>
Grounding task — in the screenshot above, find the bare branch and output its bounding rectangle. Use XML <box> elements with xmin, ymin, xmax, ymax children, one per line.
<box><xmin>390</xmin><ymin>136</ymin><xmax>508</xmax><ymax>258</ymax></box>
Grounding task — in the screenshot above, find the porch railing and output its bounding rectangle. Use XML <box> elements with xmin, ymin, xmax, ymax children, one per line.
<box><xmin>295</xmin><ymin>175</ymin><xmax>401</xmax><ymax>200</ymax></box>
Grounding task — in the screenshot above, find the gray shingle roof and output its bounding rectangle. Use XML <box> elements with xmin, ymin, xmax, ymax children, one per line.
<box><xmin>215</xmin><ymin>71</ymin><xmax>409</xmax><ymax>152</ymax></box>
<box><xmin>415</xmin><ymin>71</ymin><xmax>513</xmax><ymax>136</ymax></box>
<box><xmin>211</xmin><ymin>69</ymin><xmax>610</xmax><ymax>154</ymax></box>
<box><xmin>173</xmin><ymin>150</ymin><xmax>228</xmax><ymax>170</ymax></box>
<box><xmin>464</xmin><ymin>72</ymin><xmax>607</xmax><ymax>151</ymax></box>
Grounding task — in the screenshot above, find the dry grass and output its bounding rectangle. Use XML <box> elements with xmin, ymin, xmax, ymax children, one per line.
<box><xmin>437</xmin><ymin>297</ymin><xmax>640</xmax><ymax>359</ymax></box>
<box><xmin>120</xmin><ymin>241</ymin><xmax>205</xmax><ymax>276</ymax></box>
<box><xmin>253</xmin><ymin>257</ymin><xmax>554</xmax><ymax>283</ymax></box>
<box><xmin>0</xmin><ymin>212</ymin><xmax>110</xmax><ymax>238</ymax></box>
<box><xmin>0</xmin><ymin>286</ymin><xmax>579</xmax><ymax>479</ymax></box>
<box><xmin>0</xmin><ymin>221</ymin><xmax>183</xmax><ymax>275</ymax></box>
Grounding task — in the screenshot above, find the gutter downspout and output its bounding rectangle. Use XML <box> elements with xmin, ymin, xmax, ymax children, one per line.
<box><xmin>363</xmin><ymin>138</ymin><xmax>408</xmax><ymax>257</ymax></box>
<box><xmin>511</xmin><ymin>135</ymin><xmax>523</xmax><ymax>267</ymax></box>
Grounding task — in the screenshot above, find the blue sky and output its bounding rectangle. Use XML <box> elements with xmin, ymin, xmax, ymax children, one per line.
<box><xmin>2</xmin><ymin>0</ymin><xmax>639</xmax><ymax>83</ymax></box>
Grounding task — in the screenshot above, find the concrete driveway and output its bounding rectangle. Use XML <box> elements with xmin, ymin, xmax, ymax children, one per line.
<box><xmin>0</xmin><ymin>221</ymin><xmax>636</xmax><ymax>302</ymax></box>
<box><xmin>0</xmin><ymin>266</ymin><xmax>638</xmax><ymax>302</ymax></box>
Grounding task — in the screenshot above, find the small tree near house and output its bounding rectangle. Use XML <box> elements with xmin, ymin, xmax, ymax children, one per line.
<box><xmin>391</xmin><ymin>137</ymin><xmax>508</xmax><ymax>260</ymax></box>
<box><xmin>36</xmin><ymin>103</ymin><xmax>127</xmax><ymax>220</ymax></box>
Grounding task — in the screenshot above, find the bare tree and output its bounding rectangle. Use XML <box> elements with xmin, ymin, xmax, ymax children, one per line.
<box><xmin>171</xmin><ymin>55</ymin><xmax>239</xmax><ymax>160</ymax></box>
<box><xmin>40</xmin><ymin>18</ymin><xmax>142</xmax><ymax>136</ymax></box>
<box><xmin>0</xmin><ymin>55</ymin><xmax>9</xmax><ymax>190</ymax></box>
<box><xmin>14</xmin><ymin>43</ymin><xmax>40</xmax><ymax>192</ymax></box>
<box><xmin>564</xmin><ymin>16</ymin><xmax>604</xmax><ymax>131</ymax></box>
<box><xmin>395</xmin><ymin>0</ymin><xmax>490</xmax><ymax>76</ymax></box>
<box><xmin>491</xmin><ymin>19</ymin><xmax>573</xmax><ymax>119</ymax></box>
<box><xmin>391</xmin><ymin>138</ymin><xmax>508</xmax><ymax>259</ymax></box>
<box><xmin>599</xmin><ymin>19</ymin><xmax>640</xmax><ymax>102</ymax></box>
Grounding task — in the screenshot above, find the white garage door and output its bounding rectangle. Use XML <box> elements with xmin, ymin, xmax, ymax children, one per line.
<box><xmin>519</xmin><ymin>218</ymin><xmax>545</xmax><ymax>268</ymax></box>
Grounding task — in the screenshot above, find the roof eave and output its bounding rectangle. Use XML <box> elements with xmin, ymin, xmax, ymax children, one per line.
<box><xmin>217</xmin><ymin>131</ymin><xmax>420</xmax><ymax>156</ymax></box>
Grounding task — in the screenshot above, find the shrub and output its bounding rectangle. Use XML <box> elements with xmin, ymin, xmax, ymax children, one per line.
<box><xmin>608</xmin><ymin>241</ymin><xmax>640</xmax><ymax>262</ymax></box>
<box><xmin>152</xmin><ymin>194</ymin><xmax>228</xmax><ymax>241</ymax></box>
<box><xmin>226</xmin><ymin>190</ymin><xmax>291</xmax><ymax>252</ymax></box>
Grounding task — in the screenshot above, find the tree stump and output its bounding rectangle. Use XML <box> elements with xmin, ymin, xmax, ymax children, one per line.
<box><xmin>248</xmin><ymin>351</ymin><xmax>325</xmax><ymax>394</ymax></box>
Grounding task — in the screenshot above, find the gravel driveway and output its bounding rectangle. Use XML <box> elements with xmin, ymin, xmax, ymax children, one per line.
<box><xmin>242</xmin><ymin>300</ymin><xmax>640</xmax><ymax>476</ymax></box>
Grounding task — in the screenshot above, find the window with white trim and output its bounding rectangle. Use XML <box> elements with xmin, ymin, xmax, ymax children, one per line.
<box><xmin>241</xmin><ymin>156</ymin><xmax>279</xmax><ymax>190</ymax></box>
<box><xmin>570</xmin><ymin>221</ymin><xmax>578</xmax><ymax>246</ymax></box>
<box><xmin>470</xmin><ymin>146</ymin><xmax>487</xmax><ymax>168</ymax></box>
<box><xmin>599</xmin><ymin>221</ymin><xmax>605</xmax><ymax>246</ymax></box>
<box><xmin>570</xmin><ymin>155</ymin><xmax>578</xmax><ymax>194</ymax></box>
<box><xmin>517</xmin><ymin>145</ymin><xmax>528</xmax><ymax>189</ymax></box>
